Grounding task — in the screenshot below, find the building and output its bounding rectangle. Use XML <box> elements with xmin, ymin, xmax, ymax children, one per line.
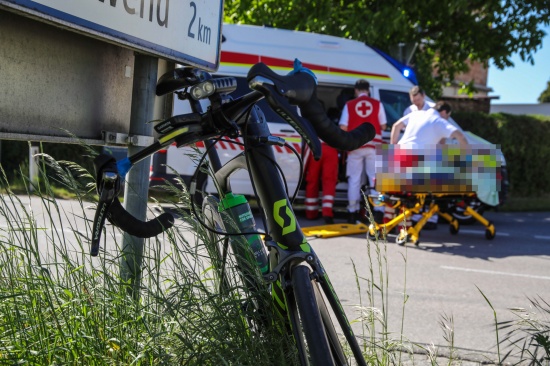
<box><xmin>440</xmin><ymin>60</ymin><xmax>498</xmax><ymax>113</ymax></box>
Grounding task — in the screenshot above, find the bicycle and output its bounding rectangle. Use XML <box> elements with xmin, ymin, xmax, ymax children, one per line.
<box><xmin>90</xmin><ymin>59</ymin><xmax>375</xmax><ymax>365</ymax></box>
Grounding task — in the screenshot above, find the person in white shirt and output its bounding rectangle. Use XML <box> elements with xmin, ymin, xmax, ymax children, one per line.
<box><xmin>389</xmin><ymin>101</ymin><xmax>468</xmax><ymax>230</ymax></box>
<box><xmin>402</xmin><ymin>86</ymin><xmax>432</xmax><ymax>116</ymax></box>
<box><xmin>391</xmin><ymin>101</ymin><xmax>468</xmax><ymax>147</ymax></box>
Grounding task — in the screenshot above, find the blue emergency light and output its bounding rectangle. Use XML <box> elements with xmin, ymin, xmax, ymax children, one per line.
<box><xmin>371</xmin><ymin>47</ymin><xmax>419</xmax><ymax>85</ymax></box>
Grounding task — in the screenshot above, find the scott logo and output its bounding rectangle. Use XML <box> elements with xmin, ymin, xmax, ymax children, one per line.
<box><xmin>273</xmin><ymin>199</ymin><xmax>296</xmax><ymax>235</ymax></box>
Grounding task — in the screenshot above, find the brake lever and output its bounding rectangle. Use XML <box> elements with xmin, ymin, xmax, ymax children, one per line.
<box><xmin>91</xmin><ymin>171</ymin><xmax>119</xmax><ymax>256</ymax></box>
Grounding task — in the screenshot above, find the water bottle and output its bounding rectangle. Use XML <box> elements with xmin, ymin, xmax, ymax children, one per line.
<box><xmin>219</xmin><ymin>192</ymin><xmax>269</xmax><ymax>275</ymax></box>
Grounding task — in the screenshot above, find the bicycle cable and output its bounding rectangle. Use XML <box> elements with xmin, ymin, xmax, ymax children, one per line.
<box><xmin>281</xmin><ymin>141</ymin><xmax>304</xmax><ymax>204</ymax></box>
<box><xmin>187</xmin><ymin>107</ymin><xmax>271</xmax><ymax>239</ymax></box>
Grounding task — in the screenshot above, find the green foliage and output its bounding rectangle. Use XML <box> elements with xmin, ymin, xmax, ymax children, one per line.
<box><xmin>0</xmin><ymin>140</ymin><xmax>101</xmax><ymax>184</ymax></box>
<box><xmin>538</xmin><ymin>80</ymin><xmax>550</xmax><ymax>103</ymax></box>
<box><xmin>224</xmin><ymin>0</ymin><xmax>550</xmax><ymax>98</ymax></box>
<box><xmin>452</xmin><ymin>111</ymin><xmax>550</xmax><ymax>196</ymax></box>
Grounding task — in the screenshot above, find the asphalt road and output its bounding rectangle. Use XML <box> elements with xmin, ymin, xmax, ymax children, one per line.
<box><xmin>300</xmin><ymin>210</ymin><xmax>550</xmax><ymax>361</ymax></box>
<box><xmin>3</xmin><ymin>195</ymin><xmax>549</xmax><ymax>361</ymax></box>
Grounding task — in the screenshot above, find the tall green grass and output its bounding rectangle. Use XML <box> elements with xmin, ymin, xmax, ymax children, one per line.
<box><xmin>1</xmin><ymin>152</ymin><xmax>546</xmax><ymax>365</ymax></box>
<box><xmin>0</xmin><ymin>156</ymin><xmax>292</xmax><ymax>365</ymax></box>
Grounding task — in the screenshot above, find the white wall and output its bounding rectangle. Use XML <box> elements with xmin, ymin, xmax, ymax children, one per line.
<box><xmin>490</xmin><ymin>103</ymin><xmax>550</xmax><ymax>116</ymax></box>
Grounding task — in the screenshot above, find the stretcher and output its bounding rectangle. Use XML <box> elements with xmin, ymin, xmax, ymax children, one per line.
<box><xmin>367</xmin><ymin>192</ymin><xmax>496</xmax><ymax>246</ymax></box>
<box><xmin>368</xmin><ymin>145</ymin><xmax>500</xmax><ymax>246</ymax></box>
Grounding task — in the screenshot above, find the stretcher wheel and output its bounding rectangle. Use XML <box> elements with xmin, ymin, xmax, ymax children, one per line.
<box><xmin>395</xmin><ymin>229</ymin><xmax>408</xmax><ymax>246</ymax></box>
<box><xmin>485</xmin><ymin>222</ymin><xmax>496</xmax><ymax>240</ymax></box>
<box><xmin>367</xmin><ymin>224</ymin><xmax>379</xmax><ymax>241</ymax></box>
<box><xmin>449</xmin><ymin>219</ymin><xmax>459</xmax><ymax>235</ymax></box>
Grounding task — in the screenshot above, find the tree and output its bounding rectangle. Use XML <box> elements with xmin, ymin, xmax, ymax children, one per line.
<box><xmin>224</xmin><ymin>0</ymin><xmax>550</xmax><ymax>98</ymax></box>
<box><xmin>538</xmin><ymin>80</ymin><xmax>550</xmax><ymax>103</ymax></box>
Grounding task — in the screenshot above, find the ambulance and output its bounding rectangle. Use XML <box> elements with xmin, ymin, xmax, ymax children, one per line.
<box><xmin>149</xmin><ymin>23</ymin><xmax>507</xmax><ymax>215</ymax></box>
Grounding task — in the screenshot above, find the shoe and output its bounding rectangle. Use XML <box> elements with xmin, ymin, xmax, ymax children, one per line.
<box><xmin>347</xmin><ymin>212</ymin><xmax>358</xmax><ymax>224</ymax></box>
<box><xmin>423</xmin><ymin>222</ymin><xmax>438</xmax><ymax>230</ymax></box>
<box><xmin>323</xmin><ymin>216</ymin><xmax>334</xmax><ymax>225</ymax></box>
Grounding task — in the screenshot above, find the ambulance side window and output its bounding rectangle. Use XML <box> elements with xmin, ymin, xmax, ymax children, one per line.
<box><xmin>379</xmin><ymin>90</ymin><xmax>409</xmax><ymax>129</ymax></box>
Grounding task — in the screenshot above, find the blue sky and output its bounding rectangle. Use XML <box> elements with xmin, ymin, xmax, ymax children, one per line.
<box><xmin>487</xmin><ymin>25</ymin><xmax>550</xmax><ymax>104</ymax></box>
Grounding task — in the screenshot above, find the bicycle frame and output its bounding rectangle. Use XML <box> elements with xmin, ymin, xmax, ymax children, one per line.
<box><xmin>92</xmin><ymin>63</ymin><xmax>371</xmax><ymax>364</ymax></box>
<box><xmin>197</xmin><ymin>102</ymin><xmax>366</xmax><ymax>364</ymax></box>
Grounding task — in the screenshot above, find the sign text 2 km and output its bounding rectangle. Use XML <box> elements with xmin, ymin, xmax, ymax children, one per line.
<box><xmin>0</xmin><ymin>0</ymin><xmax>224</xmax><ymax>71</ymax></box>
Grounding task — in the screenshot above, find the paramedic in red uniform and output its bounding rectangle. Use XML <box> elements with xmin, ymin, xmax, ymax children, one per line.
<box><xmin>339</xmin><ymin>80</ymin><xmax>387</xmax><ymax>224</ymax></box>
<box><xmin>304</xmin><ymin>142</ymin><xmax>339</xmax><ymax>224</ymax></box>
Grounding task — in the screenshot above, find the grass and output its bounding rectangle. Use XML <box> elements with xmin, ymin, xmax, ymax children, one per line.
<box><xmin>0</xmin><ymin>157</ymin><xmax>293</xmax><ymax>365</ymax></box>
<box><xmin>1</xmin><ymin>154</ymin><xmax>549</xmax><ymax>365</ymax></box>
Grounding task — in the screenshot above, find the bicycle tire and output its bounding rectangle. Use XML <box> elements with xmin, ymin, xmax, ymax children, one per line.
<box><xmin>314</xmin><ymin>284</ymin><xmax>348</xmax><ymax>365</ymax></box>
<box><xmin>290</xmin><ymin>264</ymin><xmax>338</xmax><ymax>365</ymax></box>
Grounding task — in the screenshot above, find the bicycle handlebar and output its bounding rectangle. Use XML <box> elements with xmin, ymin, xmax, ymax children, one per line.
<box><xmin>90</xmin><ymin>60</ymin><xmax>376</xmax><ymax>255</ymax></box>
<box><xmin>247</xmin><ymin>61</ymin><xmax>376</xmax><ymax>157</ymax></box>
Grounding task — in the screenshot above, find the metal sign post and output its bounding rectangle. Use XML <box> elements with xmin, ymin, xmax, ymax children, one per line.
<box><xmin>28</xmin><ymin>143</ymin><xmax>40</xmax><ymax>192</ymax></box>
<box><xmin>119</xmin><ymin>54</ymin><xmax>158</xmax><ymax>297</ymax></box>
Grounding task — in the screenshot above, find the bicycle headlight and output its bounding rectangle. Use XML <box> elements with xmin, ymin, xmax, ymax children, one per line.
<box><xmin>190</xmin><ymin>80</ymin><xmax>215</xmax><ymax>100</ymax></box>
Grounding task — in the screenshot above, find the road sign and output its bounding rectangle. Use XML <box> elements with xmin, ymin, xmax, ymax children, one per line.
<box><xmin>0</xmin><ymin>0</ymin><xmax>223</xmax><ymax>71</ymax></box>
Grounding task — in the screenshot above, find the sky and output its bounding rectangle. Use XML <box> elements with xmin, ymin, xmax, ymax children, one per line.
<box><xmin>487</xmin><ymin>25</ymin><xmax>550</xmax><ymax>105</ymax></box>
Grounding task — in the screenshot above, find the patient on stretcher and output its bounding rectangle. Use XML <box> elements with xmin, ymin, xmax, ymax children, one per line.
<box><xmin>375</xmin><ymin>144</ymin><xmax>501</xmax><ymax>207</ymax></box>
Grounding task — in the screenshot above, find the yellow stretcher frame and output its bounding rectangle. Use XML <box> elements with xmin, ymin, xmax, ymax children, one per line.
<box><xmin>367</xmin><ymin>192</ymin><xmax>496</xmax><ymax>246</ymax></box>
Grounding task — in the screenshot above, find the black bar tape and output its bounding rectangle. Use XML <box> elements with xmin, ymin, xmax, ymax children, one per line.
<box><xmin>107</xmin><ymin>199</ymin><xmax>175</xmax><ymax>238</ymax></box>
<box><xmin>299</xmin><ymin>95</ymin><xmax>376</xmax><ymax>151</ymax></box>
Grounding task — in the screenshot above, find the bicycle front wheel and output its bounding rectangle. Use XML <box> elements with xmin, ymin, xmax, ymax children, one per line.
<box><xmin>290</xmin><ymin>265</ymin><xmax>347</xmax><ymax>365</ymax></box>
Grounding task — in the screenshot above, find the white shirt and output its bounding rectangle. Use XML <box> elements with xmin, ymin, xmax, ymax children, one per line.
<box><xmin>338</xmin><ymin>93</ymin><xmax>387</xmax><ymax>128</ymax></box>
<box><xmin>398</xmin><ymin>109</ymin><xmax>457</xmax><ymax>147</ymax></box>
<box><xmin>403</xmin><ymin>102</ymin><xmax>432</xmax><ymax>116</ymax></box>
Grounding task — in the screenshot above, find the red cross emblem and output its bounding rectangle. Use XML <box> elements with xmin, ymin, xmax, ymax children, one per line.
<box><xmin>355</xmin><ymin>100</ymin><xmax>373</xmax><ymax>118</ymax></box>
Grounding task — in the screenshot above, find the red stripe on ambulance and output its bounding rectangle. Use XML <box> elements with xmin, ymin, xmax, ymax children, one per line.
<box><xmin>220</xmin><ymin>51</ymin><xmax>391</xmax><ymax>80</ymax></box>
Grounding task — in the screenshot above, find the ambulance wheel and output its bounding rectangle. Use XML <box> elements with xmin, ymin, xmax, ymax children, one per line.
<box><xmin>485</xmin><ymin>222</ymin><xmax>496</xmax><ymax>240</ymax></box>
<box><xmin>449</xmin><ymin>219</ymin><xmax>459</xmax><ymax>235</ymax></box>
<box><xmin>449</xmin><ymin>199</ymin><xmax>486</xmax><ymax>225</ymax></box>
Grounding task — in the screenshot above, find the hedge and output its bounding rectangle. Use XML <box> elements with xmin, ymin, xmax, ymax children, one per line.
<box><xmin>0</xmin><ymin>140</ymin><xmax>101</xmax><ymax>184</ymax></box>
<box><xmin>453</xmin><ymin>111</ymin><xmax>550</xmax><ymax>197</ymax></box>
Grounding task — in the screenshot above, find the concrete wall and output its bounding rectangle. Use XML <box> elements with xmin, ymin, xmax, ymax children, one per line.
<box><xmin>490</xmin><ymin>103</ymin><xmax>550</xmax><ymax>116</ymax></box>
<box><xmin>0</xmin><ymin>9</ymin><xmax>135</xmax><ymax>144</ymax></box>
